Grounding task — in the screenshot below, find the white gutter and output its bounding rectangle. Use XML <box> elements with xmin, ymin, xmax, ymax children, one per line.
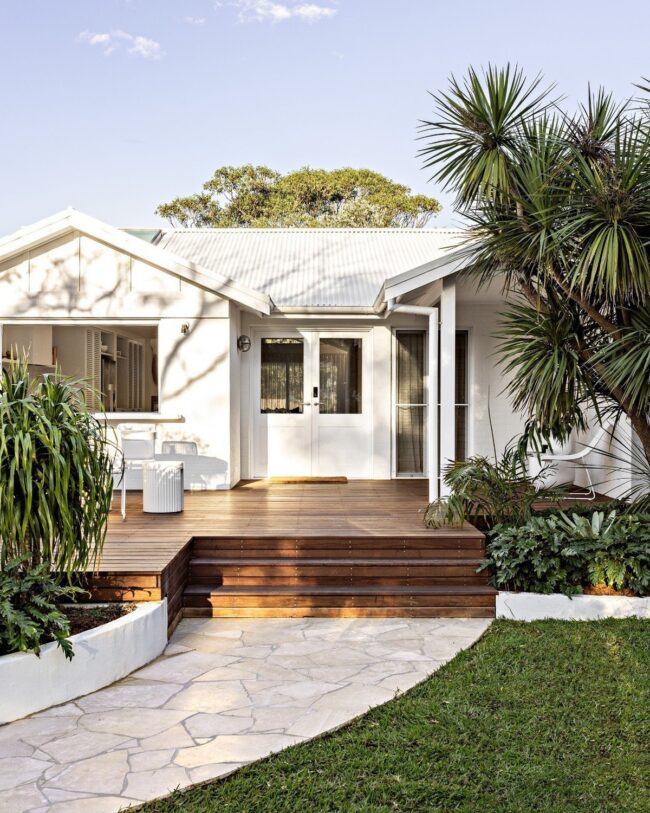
<box><xmin>386</xmin><ymin>298</ymin><xmax>439</xmax><ymax>503</ymax></box>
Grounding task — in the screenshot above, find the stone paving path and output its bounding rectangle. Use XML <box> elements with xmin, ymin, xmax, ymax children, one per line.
<box><xmin>0</xmin><ymin>617</ymin><xmax>491</xmax><ymax>812</ymax></box>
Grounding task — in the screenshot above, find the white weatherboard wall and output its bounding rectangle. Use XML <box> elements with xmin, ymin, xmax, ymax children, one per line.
<box><xmin>0</xmin><ymin>601</ymin><xmax>167</xmax><ymax>724</ymax></box>
<box><xmin>0</xmin><ymin>231</ymin><xmax>237</xmax><ymax>490</ymax></box>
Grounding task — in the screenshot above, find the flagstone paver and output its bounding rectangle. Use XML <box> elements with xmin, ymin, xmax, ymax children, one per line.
<box><xmin>0</xmin><ymin>616</ymin><xmax>490</xmax><ymax>812</ymax></box>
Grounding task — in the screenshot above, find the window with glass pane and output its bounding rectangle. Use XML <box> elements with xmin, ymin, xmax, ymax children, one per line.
<box><xmin>319</xmin><ymin>338</ymin><xmax>362</xmax><ymax>414</ymax></box>
<box><xmin>455</xmin><ymin>331</ymin><xmax>469</xmax><ymax>460</ymax></box>
<box><xmin>396</xmin><ymin>331</ymin><xmax>425</xmax><ymax>474</ymax></box>
<box><xmin>260</xmin><ymin>338</ymin><xmax>304</xmax><ymax>413</ymax></box>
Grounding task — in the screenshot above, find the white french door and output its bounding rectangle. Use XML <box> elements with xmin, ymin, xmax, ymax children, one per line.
<box><xmin>252</xmin><ymin>329</ymin><xmax>371</xmax><ymax>478</ymax></box>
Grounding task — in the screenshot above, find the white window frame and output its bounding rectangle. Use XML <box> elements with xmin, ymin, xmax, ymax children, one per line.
<box><xmin>391</xmin><ymin>325</ymin><xmax>472</xmax><ymax>479</ymax></box>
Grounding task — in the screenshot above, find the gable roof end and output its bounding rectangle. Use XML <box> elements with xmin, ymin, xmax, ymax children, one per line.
<box><xmin>0</xmin><ymin>209</ymin><xmax>273</xmax><ymax>315</ymax></box>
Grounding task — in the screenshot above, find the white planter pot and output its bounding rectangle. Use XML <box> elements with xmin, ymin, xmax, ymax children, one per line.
<box><xmin>0</xmin><ymin>600</ymin><xmax>167</xmax><ymax>724</ymax></box>
<box><xmin>497</xmin><ymin>591</ymin><xmax>650</xmax><ymax>621</ymax></box>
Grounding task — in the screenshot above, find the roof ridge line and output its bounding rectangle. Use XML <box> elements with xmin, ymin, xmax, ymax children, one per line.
<box><xmin>163</xmin><ymin>227</ymin><xmax>466</xmax><ymax>235</ymax></box>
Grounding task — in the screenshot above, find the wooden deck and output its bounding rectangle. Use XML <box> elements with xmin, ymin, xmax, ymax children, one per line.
<box><xmin>88</xmin><ymin>480</ymin><xmax>493</xmax><ymax>628</ymax></box>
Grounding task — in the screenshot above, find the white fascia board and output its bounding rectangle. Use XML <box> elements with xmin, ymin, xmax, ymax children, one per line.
<box><xmin>0</xmin><ymin>209</ymin><xmax>78</xmax><ymax>258</ymax></box>
<box><xmin>0</xmin><ymin>209</ymin><xmax>272</xmax><ymax>316</ymax></box>
<box><xmin>383</xmin><ymin>251</ymin><xmax>468</xmax><ymax>301</ymax></box>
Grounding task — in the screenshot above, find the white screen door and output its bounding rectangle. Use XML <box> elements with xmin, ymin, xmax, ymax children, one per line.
<box><xmin>252</xmin><ymin>329</ymin><xmax>371</xmax><ymax>478</ymax></box>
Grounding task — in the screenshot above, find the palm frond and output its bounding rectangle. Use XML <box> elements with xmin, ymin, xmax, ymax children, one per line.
<box><xmin>419</xmin><ymin>64</ymin><xmax>555</xmax><ymax>207</ymax></box>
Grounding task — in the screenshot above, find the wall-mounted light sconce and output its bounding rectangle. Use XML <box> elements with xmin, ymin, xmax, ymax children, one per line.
<box><xmin>237</xmin><ymin>334</ymin><xmax>252</xmax><ymax>352</ymax></box>
<box><xmin>180</xmin><ymin>323</ymin><xmax>190</xmax><ymax>335</ymax></box>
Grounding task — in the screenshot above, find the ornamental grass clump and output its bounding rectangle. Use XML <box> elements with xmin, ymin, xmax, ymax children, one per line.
<box><xmin>0</xmin><ymin>361</ymin><xmax>115</xmax><ymax>657</ymax></box>
<box><xmin>0</xmin><ymin>360</ymin><xmax>114</xmax><ymax>573</ymax></box>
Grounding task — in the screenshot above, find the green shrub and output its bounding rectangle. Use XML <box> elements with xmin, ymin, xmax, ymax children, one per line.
<box><xmin>0</xmin><ymin>557</ymin><xmax>83</xmax><ymax>659</ymax></box>
<box><xmin>483</xmin><ymin>511</ymin><xmax>650</xmax><ymax>596</ymax></box>
<box><xmin>424</xmin><ymin>442</ymin><xmax>558</xmax><ymax>530</ymax></box>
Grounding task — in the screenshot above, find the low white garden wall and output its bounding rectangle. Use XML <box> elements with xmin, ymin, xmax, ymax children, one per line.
<box><xmin>0</xmin><ymin>599</ymin><xmax>167</xmax><ymax>724</ymax></box>
<box><xmin>497</xmin><ymin>591</ymin><xmax>650</xmax><ymax>621</ymax></box>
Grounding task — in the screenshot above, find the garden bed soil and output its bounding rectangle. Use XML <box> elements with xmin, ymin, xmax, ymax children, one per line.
<box><xmin>62</xmin><ymin>603</ymin><xmax>134</xmax><ymax>635</ymax></box>
<box><xmin>583</xmin><ymin>584</ymin><xmax>637</xmax><ymax>597</ymax></box>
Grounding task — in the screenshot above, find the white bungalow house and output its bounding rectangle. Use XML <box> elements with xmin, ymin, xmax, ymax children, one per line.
<box><xmin>0</xmin><ymin>209</ymin><xmax>634</xmax><ymax>500</ymax></box>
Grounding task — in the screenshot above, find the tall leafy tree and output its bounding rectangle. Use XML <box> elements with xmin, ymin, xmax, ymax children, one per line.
<box><xmin>156</xmin><ymin>165</ymin><xmax>440</xmax><ymax>228</ymax></box>
<box><xmin>419</xmin><ymin>65</ymin><xmax>650</xmax><ymax>459</ymax></box>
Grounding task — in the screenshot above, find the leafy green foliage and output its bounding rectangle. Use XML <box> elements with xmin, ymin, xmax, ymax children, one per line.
<box><xmin>483</xmin><ymin>510</ymin><xmax>650</xmax><ymax>595</ymax></box>
<box><xmin>424</xmin><ymin>440</ymin><xmax>553</xmax><ymax>530</ymax></box>
<box><xmin>0</xmin><ymin>557</ymin><xmax>82</xmax><ymax>659</ymax></box>
<box><xmin>0</xmin><ymin>361</ymin><xmax>114</xmax><ymax>577</ymax></box>
<box><xmin>419</xmin><ymin>65</ymin><xmax>650</xmax><ymax>462</ymax></box>
<box><xmin>156</xmin><ymin>165</ymin><xmax>441</xmax><ymax>228</ymax></box>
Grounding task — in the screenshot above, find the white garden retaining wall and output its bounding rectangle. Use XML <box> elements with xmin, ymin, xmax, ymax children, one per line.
<box><xmin>497</xmin><ymin>591</ymin><xmax>650</xmax><ymax>621</ymax></box>
<box><xmin>0</xmin><ymin>600</ymin><xmax>167</xmax><ymax>724</ymax></box>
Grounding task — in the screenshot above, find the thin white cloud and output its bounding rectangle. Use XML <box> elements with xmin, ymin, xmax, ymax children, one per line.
<box><xmin>232</xmin><ymin>0</ymin><xmax>336</xmax><ymax>23</ymax></box>
<box><xmin>127</xmin><ymin>34</ymin><xmax>164</xmax><ymax>59</ymax></box>
<box><xmin>78</xmin><ymin>29</ymin><xmax>164</xmax><ymax>59</ymax></box>
<box><xmin>183</xmin><ymin>15</ymin><xmax>207</xmax><ymax>25</ymax></box>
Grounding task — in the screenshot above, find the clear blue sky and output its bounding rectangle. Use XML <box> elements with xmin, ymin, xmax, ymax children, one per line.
<box><xmin>2</xmin><ymin>0</ymin><xmax>649</xmax><ymax>232</ymax></box>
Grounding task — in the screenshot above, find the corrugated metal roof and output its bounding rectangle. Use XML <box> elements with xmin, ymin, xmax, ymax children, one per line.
<box><xmin>156</xmin><ymin>228</ymin><xmax>464</xmax><ymax>308</ymax></box>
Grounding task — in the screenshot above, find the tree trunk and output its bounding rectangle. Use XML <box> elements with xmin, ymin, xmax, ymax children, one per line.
<box><xmin>629</xmin><ymin>412</ymin><xmax>650</xmax><ymax>462</ymax></box>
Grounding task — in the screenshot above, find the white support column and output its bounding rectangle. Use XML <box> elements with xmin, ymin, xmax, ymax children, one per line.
<box><xmin>439</xmin><ymin>278</ymin><xmax>456</xmax><ymax>496</ymax></box>
<box><xmin>428</xmin><ymin>308</ymin><xmax>439</xmax><ymax>503</ymax></box>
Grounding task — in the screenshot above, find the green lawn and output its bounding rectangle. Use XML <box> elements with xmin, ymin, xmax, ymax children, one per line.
<box><xmin>133</xmin><ymin>619</ymin><xmax>649</xmax><ymax>813</ymax></box>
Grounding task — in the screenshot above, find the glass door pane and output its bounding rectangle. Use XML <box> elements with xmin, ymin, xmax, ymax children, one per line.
<box><xmin>455</xmin><ymin>331</ymin><xmax>469</xmax><ymax>460</ymax></box>
<box><xmin>395</xmin><ymin>331</ymin><xmax>425</xmax><ymax>474</ymax></box>
<box><xmin>260</xmin><ymin>338</ymin><xmax>304</xmax><ymax>414</ymax></box>
<box><xmin>319</xmin><ymin>338</ymin><xmax>362</xmax><ymax>414</ymax></box>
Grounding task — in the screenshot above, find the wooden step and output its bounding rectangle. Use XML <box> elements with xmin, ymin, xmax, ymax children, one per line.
<box><xmin>184</xmin><ymin>584</ymin><xmax>496</xmax><ymax>611</ymax></box>
<box><xmin>188</xmin><ymin>557</ymin><xmax>486</xmax><ymax>587</ymax></box>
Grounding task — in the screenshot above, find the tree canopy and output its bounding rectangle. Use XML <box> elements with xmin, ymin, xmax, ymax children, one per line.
<box><xmin>420</xmin><ymin>65</ymin><xmax>650</xmax><ymax>462</ymax></box>
<box><xmin>156</xmin><ymin>166</ymin><xmax>441</xmax><ymax>228</ymax></box>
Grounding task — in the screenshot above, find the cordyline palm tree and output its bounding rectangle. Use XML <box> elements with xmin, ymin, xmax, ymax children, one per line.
<box><xmin>419</xmin><ymin>66</ymin><xmax>650</xmax><ymax>465</ymax></box>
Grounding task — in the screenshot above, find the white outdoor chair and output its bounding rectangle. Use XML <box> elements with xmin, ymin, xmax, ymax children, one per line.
<box><xmin>160</xmin><ymin>441</ymin><xmax>198</xmax><ymax>456</ymax></box>
<box><xmin>115</xmin><ymin>425</ymin><xmax>156</xmax><ymax>520</ymax></box>
<box><xmin>110</xmin><ymin>439</ymin><xmax>127</xmax><ymax>521</ymax></box>
<box><xmin>534</xmin><ymin>421</ymin><xmax>614</xmax><ymax>500</ymax></box>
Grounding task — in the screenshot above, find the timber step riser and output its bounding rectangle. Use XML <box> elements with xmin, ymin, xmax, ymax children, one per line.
<box><xmin>188</xmin><ymin>562</ymin><xmax>486</xmax><ymax>588</ymax></box>
<box><xmin>190</xmin><ymin>576</ymin><xmax>488</xmax><ymax>587</ymax></box>
<box><xmin>184</xmin><ymin>608</ymin><xmax>495</xmax><ymax>619</ymax></box>
<box><xmin>185</xmin><ymin>597</ymin><xmax>496</xmax><ymax>609</ymax></box>
<box><xmin>193</xmin><ymin>537</ymin><xmax>484</xmax><ymax>551</ymax></box>
<box><xmin>190</xmin><ymin>549</ymin><xmax>483</xmax><ymax>560</ymax></box>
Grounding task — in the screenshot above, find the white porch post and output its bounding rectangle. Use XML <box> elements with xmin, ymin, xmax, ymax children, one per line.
<box><xmin>439</xmin><ymin>279</ymin><xmax>456</xmax><ymax>496</ymax></box>
<box><xmin>428</xmin><ymin>308</ymin><xmax>439</xmax><ymax>503</ymax></box>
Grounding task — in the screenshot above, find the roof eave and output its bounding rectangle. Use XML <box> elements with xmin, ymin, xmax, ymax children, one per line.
<box><xmin>375</xmin><ymin>249</ymin><xmax>469</xmax><ymax>311</ymax></box>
